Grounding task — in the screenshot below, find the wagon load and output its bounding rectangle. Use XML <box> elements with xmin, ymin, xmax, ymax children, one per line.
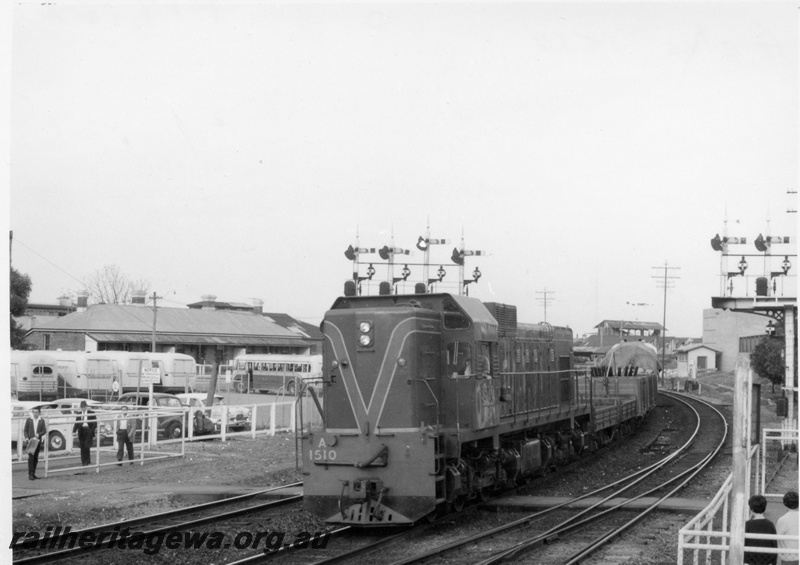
<box><xmin>598</xmin><ymin>341</ymin><xmax>661</xmax><ymax>376</ymax></box>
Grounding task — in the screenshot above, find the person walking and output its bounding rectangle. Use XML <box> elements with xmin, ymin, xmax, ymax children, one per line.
<box><xmin>745</xmin><ymin>494</ymin><xmax>778</xmax><ymax>565</ymax></box>
<box><xmin>23</xmin><ymin>407</ymin><xmax>47</xmax><ymax>480</ymax></box>
<box><xmin>116</xmin><ymin>407</ymin><xmax>137</xmax><ymax>465</ymax></box>
<box><xmin>73</xmin><ymin>401</ymin><xmax>97</xmax><ymax>466</ymax></box>
<box><xmin>777</xmin><ymin>491</ymin><xmax>799</xmax><ymax>565</ymax></box>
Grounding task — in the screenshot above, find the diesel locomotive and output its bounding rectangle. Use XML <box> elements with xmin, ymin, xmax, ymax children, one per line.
<box><xmin>302</xmin><ymin>290</ymin><xmax>657</xmax><ymax>526</ymax></box>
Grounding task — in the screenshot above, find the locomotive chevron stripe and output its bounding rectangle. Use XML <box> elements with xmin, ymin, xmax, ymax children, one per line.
<box><xmin>324</xmin><ymin>318</ymin><xmax>438</xmax><ymax>433</ymax></box>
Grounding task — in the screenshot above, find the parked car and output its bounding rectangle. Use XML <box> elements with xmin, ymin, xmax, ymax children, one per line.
<box><xmin>115</xmin><ymin>392</ymin><xmax>187</xmax><ymax>440</ymax></box>
<box><xmin>50</xmin><ymin>397</ymin><xmax>115</xmax><ymax>446</ymax></box>
<box><xmin>11</xmin><ymin>401</ymin><xmax>74</xmax><ymax>452</ymax></box>
<box><xmin>176</xmin><ymin>393</ymin><xmax>251</xmax><ymax>433</ymax></box>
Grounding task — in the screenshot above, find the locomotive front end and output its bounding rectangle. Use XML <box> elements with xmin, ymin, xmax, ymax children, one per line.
<box><xmin>303</xmin><ymin>299</ymin><xmax>443</xmax><ymax>525</ymax></box>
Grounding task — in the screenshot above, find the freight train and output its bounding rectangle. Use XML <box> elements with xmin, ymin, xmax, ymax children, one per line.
<box><xmin>302</xmin><ymin>290</ymin><xmax>657</xmax><ymax>526</ymax></box>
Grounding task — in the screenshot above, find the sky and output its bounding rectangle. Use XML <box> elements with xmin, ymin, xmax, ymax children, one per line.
<box><xmin>5</xmin><ymin>0</ymin><xmax>799</xmax><ymax>343</ymax></box>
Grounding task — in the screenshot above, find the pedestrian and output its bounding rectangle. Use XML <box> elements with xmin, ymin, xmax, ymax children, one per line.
<box><xmin>745</xmin><ymin>494</ymin><xmax>778</xmax><ymax>565</ymax></box>
<box><xmin>116</xmin><ymin>407</ymin><xmax>137</xmax><ymax>465</ymax></box>
<box><xmin>777</xmin><ymin>491</ymin><xmax>799</xmax><ymax>565</ymax></box>
<box><xmin>73</xmin><ymin>400</ymin><xmax>97</xmax><ymax>466</ymax></box>
<box><xmin>23</xmin><ymin>407</ymin><xmax>47</xmax><ymax>480</ymax></box>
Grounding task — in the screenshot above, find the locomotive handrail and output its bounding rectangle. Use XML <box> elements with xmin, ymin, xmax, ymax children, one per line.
<box><xmin>355</xmin><ymin>445</ymin><xmax>388</xmax><ymax>468</ymax></box>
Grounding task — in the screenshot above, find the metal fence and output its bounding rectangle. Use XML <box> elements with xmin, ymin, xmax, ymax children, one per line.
<box><xmin>11</xmin><ymin>395</ymin><xmax>325</xmax><ymax>476</ymax></box>
<box><xmin>677</xmin><ymin>429</ymin><xmax>799</xmax><ymax>564</ymax></box>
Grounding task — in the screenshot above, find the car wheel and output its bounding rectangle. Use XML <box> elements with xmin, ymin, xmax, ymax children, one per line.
<box><xmin>48</xmin><ymin>431</ymin><xmax>66</xmax><ymax>452</ymax></box>
<box><xmin>164</xmin><ymin>422</ymin><xmax>182</xmax><ymax>439</ymax></box>
<box><xmin>235</xmin><ymin>380</ymin><xmax>246</xmax><ymax>394</ymax></box>
<box><xmin>286</xmin><ymin>381</ymin><xmax>296</xmax><ymax>395</ymax></box>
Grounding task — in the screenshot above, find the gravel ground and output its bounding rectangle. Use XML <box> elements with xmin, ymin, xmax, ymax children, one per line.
<box><xmin>8</xmin><ymin>371</ymin><xmax>798</xmax><ymax>565</ymax></box>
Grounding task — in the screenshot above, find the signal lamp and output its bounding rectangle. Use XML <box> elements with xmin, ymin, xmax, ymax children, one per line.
<box><xmin>359</xmin><ymin>321</ymin><xmax>372</xmax><ymax>333</ymax></box>
<box><xmin>359</xmin><ymin>335</ymin><xmax>373</xmax><ymax>347</ymax></box>
<box><xmin>397</xmin><ymin>358</ymin><xmax>407</xmax><ymax>367</ymax></box>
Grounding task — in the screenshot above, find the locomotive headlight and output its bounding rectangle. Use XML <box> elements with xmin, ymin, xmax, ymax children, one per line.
<box><xmin>397</xmin><ymin>358</ymin><xmax>407</xmax><ymax>367</ymax></box>
<box><xmin>358</xmin><ymin>320</ymin><xmax>374</xmax><ymax>347</ymax></box>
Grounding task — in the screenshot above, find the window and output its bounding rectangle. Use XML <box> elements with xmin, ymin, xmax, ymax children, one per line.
<box><xmin>443</xmin><ymin>300</ymin><xmax>470</xmax><ymax>330</ymax></box>
<box><xmin>447</xmin><ymin>342</ymin><xmax>472</xmax><ymax>378</ymax></box>
<box><xmin>44</xmin><ymin>335</ymin><xmax>51</xmax><ymax>350</ymax></box>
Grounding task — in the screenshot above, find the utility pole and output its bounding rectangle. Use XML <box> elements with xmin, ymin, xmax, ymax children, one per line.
<box><xmin>536</xmin><ymin>288</ymin><xmax>555</xmax><ymax>323</ymax></box>
<box><xmin>150</xmin><ymin>291</ymin><xmax>162</xmax><ymax>353</ymax></box>
<box><xmin>652</xmin><ymin>262</ymin><xmax>680</xmax><ymax>386</ymax></box>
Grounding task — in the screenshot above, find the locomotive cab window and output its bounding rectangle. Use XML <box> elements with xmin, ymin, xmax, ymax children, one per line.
<box><xmin>447</xmin><ymin>341</ymin><xmax>472</xmax><ymax>378</ymax></box>
<box><xmin>442</xmin><ymin>300</ymin><xmax>470</xmax><ymax>330</ymax></box>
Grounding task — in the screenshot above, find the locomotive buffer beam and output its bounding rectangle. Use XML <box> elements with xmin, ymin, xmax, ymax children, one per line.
<box><xmin>311</xmin><ymin>445</ymin><xmax>389</xmax><ymax>468</ymax></box>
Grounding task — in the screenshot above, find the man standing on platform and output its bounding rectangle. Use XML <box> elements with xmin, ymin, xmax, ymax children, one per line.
<box><xmin>24</xmin><ymin>407</ymin><xmax>46</xmax><ymax>480</ymax></box>
<box><xmin>116</xmin><ymin>407</ymin><xmax>137</xmax><ymax>465</ymax></box>
<box><xmin>73</xmin><ymin>400</ymin><xmax>97</xmax><ymax>466</ymax></box>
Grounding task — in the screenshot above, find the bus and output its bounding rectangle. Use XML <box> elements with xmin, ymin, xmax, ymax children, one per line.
<box><xmin>10</xmin><ymin>351</ymin><xmax>59</xmax><ymax>401</ymax></box>
<box><xmin>231</xmin><ymin>354</ymin><xmax>322</xmax><ymax>395</ymax></box>
<box><xmin>90</xmin><ymin>351</ymin><xmax>194</xmax><ymax>394</ymax></box>
<box><xmin>49</xmin><ymin>350</ymin><xmax>114</xmax><ymax>400</ymax></box>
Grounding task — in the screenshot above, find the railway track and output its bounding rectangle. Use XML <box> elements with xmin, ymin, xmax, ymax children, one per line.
<box><xmin>373</xmin><ymin>392</ymin><xmax>728</xmax><ymax>564</ymax></box>
<box><xmin>219</xmin><ymin>392</ymin><xmax>727</xmax><ymax>565</ymax></box>
<box><xmin>12</xmin><ymin>482</ymin><xmax>303</xmax><ymax>564</ymax></box>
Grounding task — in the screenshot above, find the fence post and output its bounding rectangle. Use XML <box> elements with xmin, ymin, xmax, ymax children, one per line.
<box><xmin>188</xmin><ymin>409</ymin><xmax>194</xmax><ymax>441</ymax></box>
<box><xmin>251</xmin><ymin>404</ymin><xmax>257</xmax><ymax>439</ymax></box>
<box><xmin>221</xmin><ymin>406</ymin><xmax>227</xmax><ymax>442</ymax></box>
<box><xmin>270</xmin><ymin>403</ymin><xmax>276</xmax><ymax>436</ymax></box>
<box><xmin>729</xmin><ymin>354</ymin><xmax>751</xmax><ymax>565</ymax></box>
<box><xmin>95</xmin><ymin>416</ymin><xmax>101</xmax><ymax>473</ymax></box>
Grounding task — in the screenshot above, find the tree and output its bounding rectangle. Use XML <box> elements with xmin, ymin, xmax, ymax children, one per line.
<box><xmin>751</xmin><ymin>337</ymin><xmax>785</xmax><ymax>391</ymax></box>
<box><xmin>82</xmin><ymin>264</ymin><xmax>149</xmax><ymax>305</ymax></box>
<box><xmin>10</xmin><ymin>267</ymin><xmax>32</xmax><ymax>349</ymax></box>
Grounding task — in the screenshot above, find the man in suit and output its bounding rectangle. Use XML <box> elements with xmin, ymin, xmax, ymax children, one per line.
<box><xmin>24</xmin><ymin>407</ymin><xmax>47</xmax><ymax>480</ymax></box>
<box><xmin>73</xmin><ymin>401</ymin><xmax>97</xmax><ymax>466</ymax></box>
<box><xmin>116</xmin><ymin>407</ymin><xmax>138</xmax><ymax>465</ymax></box>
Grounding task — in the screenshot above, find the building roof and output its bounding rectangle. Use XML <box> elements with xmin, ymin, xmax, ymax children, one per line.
<box><xmin>26</xmin><ymin>304</ymin><xmax>310</xmax><ymax>339</ymax></box>
<box><xmin>676</xmin><ymin>343</ymin><xmax>720</xmax><ymax>353</ymax></box>
<box><xmin>594</xmin><ymin>320</ymin><xmax>665</xmax><ymax>332</ymax></box>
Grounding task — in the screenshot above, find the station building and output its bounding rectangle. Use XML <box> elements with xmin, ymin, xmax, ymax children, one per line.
<box><xmin>23</xmin><ymin>293</ymin><xmax>321</xmax><ymax>368</ymax></box>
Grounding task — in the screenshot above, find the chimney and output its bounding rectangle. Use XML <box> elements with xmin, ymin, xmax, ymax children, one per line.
<box><xmin>131</xmin><ymin>290</ymin><xmax>147</xmax><ymax>306</ymax></box>
<box><xmin>57</xmin><ymin>295</ymin><xmax>72</xmax><ymax>308</ymax></box>
<box><xmin>201</xmin><ymin>294</ymin><xmax>217</xmax><ymax>310</ymax></box>
<box><xmin>76</xmin><ymin>290</ymin><xmax>89</xmax><ymax>312</ymax></box>
<box><xmin>252</xmin><ymin>298</ymin><xmax>264</xmax><ymax>316</ymax></box>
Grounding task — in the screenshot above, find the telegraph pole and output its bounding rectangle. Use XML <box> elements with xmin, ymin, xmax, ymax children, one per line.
<box><xmin>652</xmin><ymin>262</ymin><xmax>680</xmax><ymax>386</ymax></box>
<box><xmin>150</xmin><ymin>292</ymin><xmax>162</xmax><ymax>353</ymax></box>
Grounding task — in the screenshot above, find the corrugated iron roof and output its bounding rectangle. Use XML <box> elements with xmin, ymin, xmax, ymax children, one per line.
<box><xmin>29</xmin><ymin>304</ymin><xmax>300</xmax><ymax>337</ymax></box>
<box><xmin>87</xmin><ymin>332</ymin><xmax>316</xmax><ymax>347</ymax></box>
